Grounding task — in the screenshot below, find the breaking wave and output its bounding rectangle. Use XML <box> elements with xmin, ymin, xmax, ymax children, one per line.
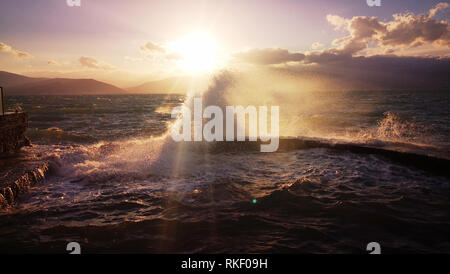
<box><xmin>2</xmin><ymin>71</ymin><xmax>450</xmax><ymax>253</ymax></box>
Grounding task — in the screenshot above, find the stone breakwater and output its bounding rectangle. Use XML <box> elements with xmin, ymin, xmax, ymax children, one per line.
<box><xmin>0</xmin><ymin>111</ymin><xmax>50</xmax><ymax>209</ymax></box>
<box><xmin>0</xmin><ymin>112</ymin><xmax>31</xmax><ymax>157</ymax></box>
<box><xmin>0</xmin><ymin>162</ymin><xmax>50</xmax><ymax>209</ymax></box>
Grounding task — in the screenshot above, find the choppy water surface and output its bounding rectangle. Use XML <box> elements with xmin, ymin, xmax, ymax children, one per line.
<box><xmin>1</xmin><ymin>90</ymin><xmax>449</xmax><ymax>253</ymax></box>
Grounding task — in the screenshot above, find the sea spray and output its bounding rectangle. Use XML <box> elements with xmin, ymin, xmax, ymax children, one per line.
<box><xmin>170</xmin><ymin>97</ymin><xmax>280</xmax><ymax>152</ymax></box>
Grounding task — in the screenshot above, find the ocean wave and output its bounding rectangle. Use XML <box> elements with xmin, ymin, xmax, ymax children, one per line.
<box><xmin>26</xmin><ymin>127</ymin><xmax>96</xmax><ymax>144</ymax></box>
<box><xmin>345</xmin><ymin>111</ymin><xmax>438</xmax><ymax>145</ymax></box>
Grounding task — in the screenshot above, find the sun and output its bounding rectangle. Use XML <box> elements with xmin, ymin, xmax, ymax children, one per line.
<box><xmin>170</xmin><ymin>32</ymin><xmax>219</xmax><ymax>73</ymax></box>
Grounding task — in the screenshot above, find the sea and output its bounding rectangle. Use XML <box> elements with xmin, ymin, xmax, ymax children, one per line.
<box><xmin>0</xmin><ymin>84</ymin><xmax>449</xmax><ymax>253</ymax></box>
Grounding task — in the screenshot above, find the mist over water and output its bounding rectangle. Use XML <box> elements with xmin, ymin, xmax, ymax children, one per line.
<box><xmin>1</xmin><ymin>73</ymin><xmax>450</xmax><ymax>253</ymax></box>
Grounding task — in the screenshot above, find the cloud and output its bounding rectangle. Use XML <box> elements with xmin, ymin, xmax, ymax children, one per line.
<box><xmin>327</xmin><ymin>2</ymin><xmax>450</xmax><ymax>55</ymax></box>
<box><xmin>0</xmin><ymin>42</ymin><xmax>32</xmax><ymax>58</ymax></box>
<box><xmin>140</xmin><ymin>42</ymin><xmax>166</xmax><ymax>53</ymax></box>
<box><xmin>79</xmin><ymin>56</ymin><xmax>114</xmax><ymax>70</ymax></box>
<box><xmin>380</xmin><ymin>12</ymin><xmax>448</xmax><ymax>48</ymax></box>
<box><xmin>233</xmin><ymin>48</ymin><xmax>305</xmax><ymax>65</ymax></box>
<box><xmin>165</xmin><ymin>52</ymin><xmax>183</xmax><ymax>60</ymax></box>
<box><xmin>124</xmin><ymin>56</ymin><xmax>144</xmax><ymax>62</ymax></box>
<box><xmin>230</xmin><ymin>3</ymin><xmax>449</xmax><ymax>91</ymax></box>
<box><xmin>332</xmin><ymin>16</ymin><xmax>386</xmax><ymax>55</ymax></box>
<box><xmin>234</xmin><ymin>3</ymin><xmax>449</xmax><ymax>67</ymax></box>
<box><xmin>47</xmin><ymin>60</ymin><xmax>59</xmax><ymax>65</ymax></box>
<box><xmin>273</xmin><ymin>55</ymin><xmax>450</xmax><ymax>91</ymax></box>
<box><xmin>429</xmin><ymin>2</ymin><xmax>449</xmax><ymax>18</ymax></box>
<box><xmin>326</xmin><ymin>14</ymin><xmax>349</xmax><ymax>31</ymax></box>
<box><xmin>233</xmin><ymin>47</ymin><xmax>349</xmax><ymax>66</ymax></box>
<box><xmin>140</xmin><ymin>41</ymin><xmax>184</xmax><ymax>61</ymax></box>
<box><xmin>311</xmin><ymin>42</ymin><xmax>324</xmax><ymax>50</ymax></box>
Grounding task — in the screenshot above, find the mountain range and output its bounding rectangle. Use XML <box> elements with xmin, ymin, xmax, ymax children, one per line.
<box><xmin>0</xmin><ymin>71</ymin><xmax>191</xmax><ymax>95</ymax></box>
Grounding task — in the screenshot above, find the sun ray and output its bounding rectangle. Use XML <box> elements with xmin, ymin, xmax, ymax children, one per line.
<box><xmin>169</xmin><ymin>32</ymin><xmax>219</xmax><ymax>73</ymax></box>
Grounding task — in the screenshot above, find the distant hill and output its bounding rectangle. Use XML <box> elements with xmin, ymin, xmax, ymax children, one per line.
<box><xmin>0</xmin><ymin>71</ymin><xmax>47</xmax><ymax>87</ymax></box>
<box><xmin>127</xmin><ymin>76</ymin><xmax>207</xmax><ymax>94</ymax></box>
<box><xmin>0</xmin><ymin>71</ymin><xmax>125</xmax><ymax>95</ymax></box>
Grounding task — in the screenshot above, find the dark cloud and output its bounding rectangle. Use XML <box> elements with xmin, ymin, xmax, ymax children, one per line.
<box><xmin>233</xmin><ymin>48</ymin><xmax>305</xmax><ymax>65</ymax></box>
<box><xmin>274</xmin><ymin>55</ymin><xmax>450</xmax><ymax>91</ymax></box>
<box><xmin>380</xmin><ymin>12</ymin><xmax>448</xmax><ymax>47</ymax></box>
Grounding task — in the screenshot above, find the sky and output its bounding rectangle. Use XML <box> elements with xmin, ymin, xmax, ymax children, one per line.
<box><xmin>0</xmin><ymin>0</ymin><xmax>449</xmax><ymax>87</ymax></box>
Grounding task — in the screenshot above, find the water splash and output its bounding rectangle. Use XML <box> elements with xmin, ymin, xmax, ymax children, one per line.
<box><xmin>351</xmin><ymin>111</ymin><xmax>434</xmax><ymax>145</ymax></box>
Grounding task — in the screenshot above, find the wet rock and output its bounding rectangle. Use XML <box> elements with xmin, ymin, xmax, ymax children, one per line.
<box><xmin>0</xmin><ymin>162</ymin><xmax>50</xmax><ymax>208</ymax></box>
<box><xmin>2</xmin><ymin>187</ymin><xmax>14</xmax><ymax>204</ymax></box>
<box><xmin>0</xmin><ymin>193</ymin><xmax>8</xmax><ymax>209</ymax></box>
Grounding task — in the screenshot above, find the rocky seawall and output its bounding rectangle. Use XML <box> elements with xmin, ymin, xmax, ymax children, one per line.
<box><xmin>0</xmin><ymin>112</ymin><xmax>50</xmax><ymax>209</ymax></box>
<box><xmin>0</xmin><ymin>162</ymin><xmax>50</xmax><ymax>209</ymax></box>
<box><xmin>0</xmin><ymin>112</ymin><xmax>31</xmax><ymax>156</ymax></box>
